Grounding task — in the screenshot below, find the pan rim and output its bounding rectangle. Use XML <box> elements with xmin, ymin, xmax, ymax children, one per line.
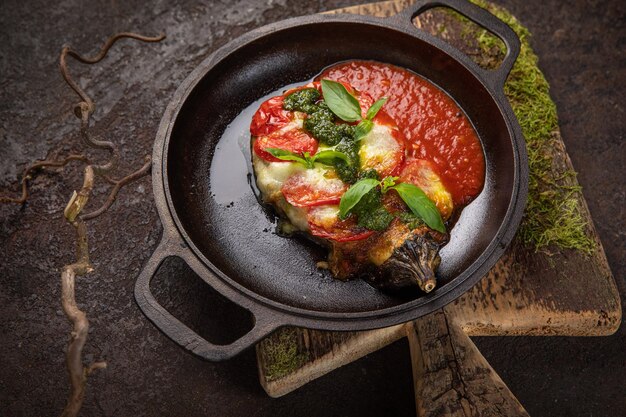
<box><xmin>154</xmin><ymin>12</ymin><xmax>528</xmax><ymax>328</ymax></box>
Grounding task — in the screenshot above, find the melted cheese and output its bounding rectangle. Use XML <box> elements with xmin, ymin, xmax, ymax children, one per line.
<box><xmin>253</xmin><ymin>158</ymin><xmax>304</xmax><ymax>201</ymax></box>
<box><xmin>307</xmin><ymin>205</ymin><xmax>340</xmax><ymax>229</ymax></box>
<box><xmin>423</xmin><ymin>179</ymin><xmax>454</xmax><ymax>221</ymax></box>
<box><xmin>358</xmin><ymin>123</ymin><xmax>402</xmax><ymax>175</ymax></box>
<box><xmin>253</xmin><ymin>158</ymin><xmax>309</xmax><ymax>230</ymax></box>
<box><xmin>404</xmin><ymin>160</ymin><xmax>454</xmax><ymax>220</ymax></box>
<box><xmin>296</xmin><ymin>167</ymin><xmax>344</xmax><ymax>196</ymax></box>
<box><xmin>276</xmin><ymin>198</ymin><xmax>309</xmax><ymax>231</ymax></box>
<box><xmin>254</xmin><ymin>159</ymin><xmax>343</xmax><ymax>232</ymax></box>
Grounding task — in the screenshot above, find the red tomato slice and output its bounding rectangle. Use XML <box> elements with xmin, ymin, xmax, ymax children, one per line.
<box><xmin>281</xmin><ymin>170</ymin><xmax>347</xmax><ymax>207</ymax></box>
<box><xmin>307</xmin><ymin>206</ymin><xmax>374</xmax><ymax>242</ymax></box>
<box><xmin>253</xmin><ymin>127</ymin><xmax>319</xmax><ymax>163</ymax></box>
<box><xmin>250</xmin><ymin>96</ymin><xmax>292</xmax><ymax>136</ymax></box>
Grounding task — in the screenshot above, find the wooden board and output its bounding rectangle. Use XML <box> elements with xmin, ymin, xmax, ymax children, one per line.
<box><xmin>255</xmin><ymin>0</ymin><xmax>622</xmax><ymax>410</ymax></box>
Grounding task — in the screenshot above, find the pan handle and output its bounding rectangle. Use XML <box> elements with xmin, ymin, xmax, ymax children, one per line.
<box><xmin>392</xmin><ymin>0</ymin><xmax>521</xmax><ymax>89</ymax></box>
<box><xmin>134</xmin><ymin>234</ymin><xmax>278</xmax><ymax>361</ymax></box>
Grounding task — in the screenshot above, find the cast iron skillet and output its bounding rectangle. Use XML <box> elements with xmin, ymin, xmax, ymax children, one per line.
<box><xmin>135</xmin><ymin>0</ymin><xmax>528</xmax><ymax>360</ymax></box>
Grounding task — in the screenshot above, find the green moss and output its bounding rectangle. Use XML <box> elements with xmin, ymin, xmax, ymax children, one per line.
<box><xmin>261</xmin><ymin>328</ymin><xmax>309</xmax><ymax>381</ymax></box>
<box><xmin>454</xmin><ymin>1</ymin><xmax>595</xmax><ymax>254</ymax></box>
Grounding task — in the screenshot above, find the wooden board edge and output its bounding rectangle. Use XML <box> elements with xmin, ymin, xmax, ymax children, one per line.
<box><xmin>460</xmin><ymin>309</ymin><xmax>622</xmax><ymax>337</ymax></box>
<box><xmin>258</xmin><ymin>324</ymin><xmax>405</xmax><ymax>398</ymax></box>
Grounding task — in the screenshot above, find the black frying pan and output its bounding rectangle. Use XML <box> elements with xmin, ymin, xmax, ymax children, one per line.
<box><xmin>135</xmin><ymin>0</ymin><xmax>528</xmax><ymax>360</ymax></box>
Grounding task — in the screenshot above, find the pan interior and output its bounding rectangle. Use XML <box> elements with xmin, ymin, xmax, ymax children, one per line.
<box><xmin>166</xmin><ymin>21</ymin><xmax>514</xmax><ymax>314</ymax></box>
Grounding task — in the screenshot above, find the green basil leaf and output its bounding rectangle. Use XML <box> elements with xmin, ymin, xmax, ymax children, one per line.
<box><xmin>380</xmin><ymin>176</ymin><xmax>399</xmax><ymax>193</ymax></box>
<box><xmin>391</xmin><ymin>183</ymin><xmax>446</xmax><ymax>233</ymax></box>
<box><xmin>320</xmin><ymin>79</ymin><xmax>362</xmax><ymax>122</ymax></box>
<box><xmin>338</xmin><ymin>178</ymin><xmax>380</xmax><ymax>219</ymax></box>
<box><xmin>366</xmin><ymin>97</ymin><xmax>388</xmax><ymax>120</ymax></box>
<box><xmin>265</xmin><ymin>148</ymin><xmax>309</xmax><ymax>166</ymax></box>
<box><xmin>354</xmin><ymin>119</ymin><xmax>374</xmax><ymax>141</ymax></box>
<box><xmin>312</xmin><ymin>150</ymin><xmax>351</xmax><ymax>166</ymax></box>
<box><xmin>302</xmin><ymin>152</ymin><xmax>315</xmax><ymax>168</ymax></box>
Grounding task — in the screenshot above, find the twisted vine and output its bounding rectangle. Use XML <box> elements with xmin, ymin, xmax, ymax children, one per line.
<box><xmin>1</xmin><ymin>31</ymin><xmax>165</xmax><ymax>417</ymax></box>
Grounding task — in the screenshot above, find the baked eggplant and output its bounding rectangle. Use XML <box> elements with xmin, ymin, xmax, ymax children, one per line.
<box><xmin>250</xmin><ymin>63</ymin><xmax>484</xmax><ymax>294</ymax></box>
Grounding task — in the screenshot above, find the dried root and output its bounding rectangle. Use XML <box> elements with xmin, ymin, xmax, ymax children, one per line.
<box><xmin>1</xmin><ymin>31</ymin><xmax>165</xmax><ymax>417</ymax></box>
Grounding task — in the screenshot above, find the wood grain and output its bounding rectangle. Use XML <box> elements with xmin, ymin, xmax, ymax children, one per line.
<box><xmin>256</xmin><ymin>0</ymin><xmax>621</xmax><ymax>404</ymax></box>
<box><xmin>408</xmin><ymin>310</ymin><xmax>528</xmax><ymax>417</ymax></box>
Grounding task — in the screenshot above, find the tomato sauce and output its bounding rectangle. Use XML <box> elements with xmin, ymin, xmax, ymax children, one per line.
<box><xmin>320</xmin><ymin>61</ymin><xmax>485</xmax><ymax>206</ymax></box>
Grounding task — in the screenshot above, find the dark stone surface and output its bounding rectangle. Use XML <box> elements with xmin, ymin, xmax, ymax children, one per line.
<box><xmin>0</xmin><ymin>0</ymin><xmax>623</xmax><ymax>416</ymax></box>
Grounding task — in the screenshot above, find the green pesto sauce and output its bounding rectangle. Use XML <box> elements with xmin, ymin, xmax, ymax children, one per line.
<box><xmin>350</xmin><ymin>170</ymin><xmax>425</xmax><ymax>232</ymax></box>
<box><xmin>396</xmin><ymin>212</ymin><xmax>425</xmax><ymax>230</ymax></box>
<box><xmin>348</xmin><ymin>170</ymin><xmax>391</xmax><ymax>231</ymax></box>
<box><xmin>283</xmin><ymin>89</ymin><xmax>353</xmax><ymax>146</ymax></box>
<box><xmin>355</xmin><ymin>200</ymin><xmax>394</xmax><ymax>231</ymax></box>
<box><xmin>283</xmin><ymin>88</ymin><xmax>360</xmax><ymax>183</ymax></box>
<box><xmin>352</xmin><ymin>186</ymin><xmax>425</xmax><ymax>232</ymax></box>
<box><xmin>283</xmin><ymin>88</ymin><xmax>319</xmax><ymax>114</ymax></box>
<box><xmin>304</xmin><ymin>103</ymin><xmax>354</xmax><ymax>147</ymax></box>
<box><xmin>333</xmin><ymin>139</ymin><xmax>359</xmax><ymax>183</ymax></box>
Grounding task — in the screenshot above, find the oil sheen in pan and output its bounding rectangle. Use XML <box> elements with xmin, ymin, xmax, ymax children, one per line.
<box><xmin>209</xmin><ymin>70</ymin><xmax>491</xmax><ymax>308</ymax></box>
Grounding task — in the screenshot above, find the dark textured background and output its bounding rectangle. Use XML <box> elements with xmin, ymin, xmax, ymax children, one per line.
<box><xmin>0</xmin><ymin>1</ymin><xmax>624</xmax><ymax>416</ymax></box>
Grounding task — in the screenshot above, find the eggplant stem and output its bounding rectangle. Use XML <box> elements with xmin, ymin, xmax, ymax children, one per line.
<box><xmin>423</xmin><ymin>279</ymin><xmax>436</xmax><ymax>293</ymax></box>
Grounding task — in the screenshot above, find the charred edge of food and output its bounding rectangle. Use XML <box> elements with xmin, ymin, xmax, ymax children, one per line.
<box><xmin>364</xmin><ymin>234</ymin><xmax>442</xmax><ymax>293</ymax></box>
